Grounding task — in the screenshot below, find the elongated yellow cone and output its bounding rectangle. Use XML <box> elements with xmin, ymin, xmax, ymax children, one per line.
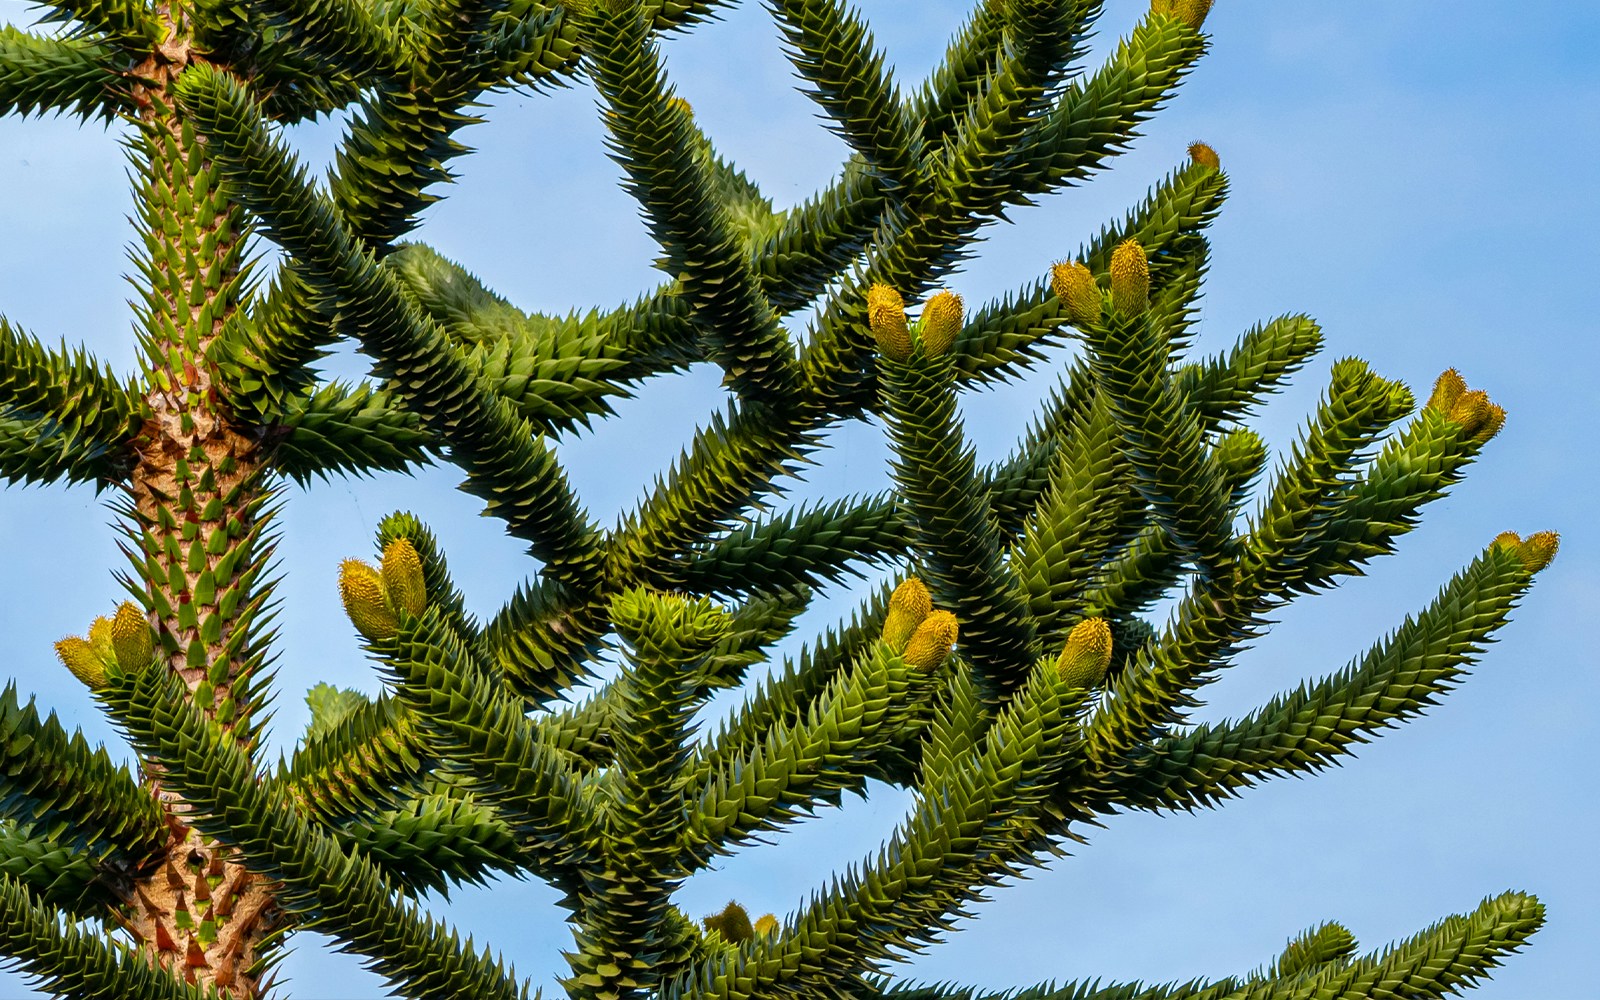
<box><xmin>1173</xmin><ymin>0</ymin><xmax>1214</xmax><ymax>29</ymax></box>
<box><xmin>881</xmin><ymin>577</ymin><xmax>932</xmax><ymax>651</ymax></box>
<box><xmin>1447</xmin><ymin>389</ymin><xmax>1489</xmax><ymax>429</ymax></box>
<box><xmin>1473</xmin><ymin>402</ymin><xmax>1507</xmax><ymax>442</ymax></box>
<box><xmin>1051</xmin><ymin>260</ymin><xmax>1101</xmax><ymax>327</ymax></box>
<box><xmin>1446</xmin><ymin>389</ymin><xmax>1506</xmax><ymax>441</ymax></box>
<box><xmin>902</xmin><ymin>610</ymin><xmax>958</xmax><ymax>672</ymax></box>
<box><xmin>1187</xmin><ymin>141</ymin><xmax>1220</xmax><ymax>170</ymax></box>
<box><xmin>110</xmin><ymin>601</ymin><xmax>154</xmax><ymax>673</ymax></box>
<box><xmin>703</xmin><ymin>901</ymin><xmax>754</xmax><ymax>943</ymax></box>
<box><xmin>1426</xmin><ymin>369</ymin><xmax>1467</xmax><ymax>412</ymax></box>
<box><xmin>867</xmin><ymin>284</ymin><xmax>912</xmax><ymax>361</ymax></box>
<box><xmin>55</xmin><ymin>636</ymin><xmax>107</xmax><ymax>689</ymax></box>
<box><xmin>1520</xmin><ymin>531</ymin><xmax>1560</xmax><ymax>571</ymax></box>
<box><xmin>919</xmin><ymin>290</ymin><xmax>964</xmax><ymax>357</ymax></box>
<box><xmin>340</xmin><ymin>559</ymin><xmax>399</xmax><ymax>641</ymax></box>
<box><xmin>87</xmin><ymin>615</ymin><xmax>114</xmax><ymax>663</ymax></box>
<box><xmin>381</xmin><ymin>538</ymin><xmax>427</xmax><ymax>618</ymax></box>
<box><xmin>1109</xmin><ymin>238</ymin><xmax>1149</xmax><ymax>314</ymax></box>
<box><xmin>1056</xmin><ymin>617</ymin><xmax>1113</xmax><ymax>689</ymax></box>
<box><xmin>753</xmin><ymin>914</ymin><xmax>779</xmax><ymax>936</ymax></box>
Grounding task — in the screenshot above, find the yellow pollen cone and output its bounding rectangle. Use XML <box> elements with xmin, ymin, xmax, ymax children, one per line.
<box><xmin>703</xmin><ymin>901</ymin><xmax>754</xmax><ymax>943</ymax></box>
<box><xmin>381</xmin><ymin>538</ymin><xmax>427</xmax><ymax>618</ymax></box>
<box><xmin>1150</xmin><ymin>0</ymin><xmax>1211</xmax><ymax>27</ymax></box>
<box><xmin>1427</xmin><ymin>371</ymin><xmax>1504</xmax><ymax>441</ymax></box>
<box><xmin>110</xmin><ymin>601</ymin><xmax>154</xmax><ymax>673</ymax></box>
<box><xmin>881</xmin><ymin>577</ymin><xmax>932</xmax><ymax>651</ymax></box>
<box><xmin>919</xmin><ymin>290</ymin><xmax>964</xmax><ymax>357</ymax></box>
<box><xmin>340</xmin><ymin>559</ymin><xmax>399</xmax><ymax>641</ymax></box>
<box><xmin>902</xmin><ymin>610</ymin><xmax>958</xmax><ymax>672</ymax></box>
<box><xmin>1056</xmin><ymin>617</ymin><xmax>1113</xmax><ymax>689</ymax></box>
<box><xmin>867</xmin><ymin>284</ymin><xmax>912</xmax><ymax>361</ymax></box>
<box><xmin>753</xmin><ymin>914</ymin><xmax>779</xmax><ymax>936</ymax></box>
<box><xmin>1446</xmin><ymin>389</ymin><xmax>1491</xmax><ymax>435</ymax></box>
<box><xmin>1519</xmin><ymin>531</ymin><xmax>1559</xmax><ymax>572</ymax></box>
<box><xmin>667</xmin><ymin>96</ymin><xmax>693</xmax><ymax>118</ymax></box>
<box><xmin>1426</xmin><ymin>369</ymin><xmax>1467</xmax><ymax>412</ymax></box>
<box><xmin>1172</xmin><ymin>0</ymin><xmax>1214</xmax><ymax>29</ymax></box>
<box><xmin>1050</xmin><ymin>261</ymin><xmax>1101</xmax><ymax>327</ymax></box>
<box><xmin>1109</xmin><ymin>238</ymin><xmax>1149</xmax><ymax>314</ymax></box>
<box><xmin>1187</xmin><ymin>141</ymin><xmax>1220</xmax><ymax>170</ymax></box>
<box><xmin>55</xmin><ymin>636</ymin><xmax>107</xmax><ymax>689</ymax></box>
<box><xmin>1492</xmin><ymin>531</ymin><xmax>1523</xmax><ymax>553</ymax></box>
<box><xmin>87</xmin><ymin>615</ymin><xmax>114</xmax><ymax>663</ymax></box>
<box><xmin>1474</xmin><ymin>402</ymin><xmax>1506</xmax><ymax>442</ymax></box>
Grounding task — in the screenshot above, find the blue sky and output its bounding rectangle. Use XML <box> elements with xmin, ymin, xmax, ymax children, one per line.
<box><xmin>0</xmin><ymin>1</ymin><xmax>1596</xmax><ymax>997</ymax></box>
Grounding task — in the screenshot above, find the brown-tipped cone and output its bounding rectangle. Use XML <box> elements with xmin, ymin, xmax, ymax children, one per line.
<box><xmin>881</xmin><ymin>577</ymin><xmax>932</xmax><ymax>650</ymax></box>
<box><xmin>1426</xmin><ymin>369</ymin><xmax>1468</xmax><ymax>412</ymax></box>
<box><xmin>703</xmin><ymin>902</ymin><xmax>754</xmax><ymax>943</ymax></box>
<box><xmin>381</xmin><ymin>538</ymin><xmax>427</xmax><ymax>618</ymax></box>
<box><xmin>110</xmin><ymin>601</ymin><xmax>154</xmax><ymax>673</ymax></box>
<box><xmin>1187</xmin><ymin>141</ymin><xmax>1220</xmax><ymax>170</ymax></box>
<box><xmin>1056</xmin><ymin>617</ymin><xmax>1113</xmax><ymax>689</ymax></box>
<box><xmin>753</xmin><ymin>914</ymin><xmax>779</xmax><ymax>936</ymax></box>
<box><xmin>867</xmin><ymin>284</ymin><xmax>912</xmax><ymax>361</ymax></box>
<box><xmin>1518</xmin><ymin>531</ymin><xmax>1560</xmax><ymax>572</ymax></box>
<box><xmin>1109</xmin><ymin>238</ymin><xmax>1149</xmax><ymax>314</ymax></box>
<box><xmin>55</xmin><ymin>636</ymin><xmax>107</xmax><ymax>689</ymax></box>
<box><xmin>919</xmin><ymin>290</ymin><xmax>964</xmax><ymax>356</ymax></box>
<box><xmin>1050</xmin><ymin>261</ymin><xmax>1101</xmax><ymax>327</ymax></box>
<box><xmin>902</xmin><ymin>610</ymin><xmax>958</xmax><ymax>672</ymax></box>
<box><xmin>340</xmin><ymin>559</ymin><xmax>399</xmax><ymax>641</ymax></box>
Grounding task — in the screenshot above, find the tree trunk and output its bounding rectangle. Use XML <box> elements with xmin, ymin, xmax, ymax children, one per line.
<box><xmin>117</xmin><ymin>18</ymin><xmax>284</xmax><ymax>995</ymax></box>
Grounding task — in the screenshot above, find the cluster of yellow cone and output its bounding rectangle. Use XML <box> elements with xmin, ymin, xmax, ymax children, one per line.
<box><xmin>701</xmin><ymin>901</ymin><xmax>778</xmax><ymax>944</ymax></box>
<box><xmin>1494</xmin><ymin>530</ymin><xmax>1560</xmax><ymax>574</ymax></box>
<box><xmin>54</xmin><ymin>374</ymin><xmax>1547</xmax><ymax>745</ymax></box>
<box><xmin>1050</xmin><ymin>142</ymin><xmax>1221</xmax><ymax>327</ymax></box>
<box><xmin>879</xmin><ymin>578</ymin><xmax>959</xmax><ymax>671</ymax></box>
<box><xmin>869</xmin><ymin>144</ymin><xmax>1226</xmax><ymax>360</ymax></box>
<box><xmin>1050</xmin><ymin>235</ymin><xmax>1150</xmax><ymax>325</ymax></box>
<box><xmin>1426</xmin><ymin>368</ymin><xmax>1506</xmax><ymax>443</ymax></box>
<box><xmin>338</xmin><ymin>539</ymin><xmax>428</xmax><ymax>642</ymax></box>
<box><xmin>53</xmin><ymin>602</ymin><xmax>154</xmax><ymax>689</ymax></box>
<box><xmin>880</xmin><ymin>578</ymin><xmax>1114</xmax><ymax>688</ymax></box>
<box><xmin>865</xmin><ymin>285</ymin><xmax>965</xmax><ymax>362</ymax></box>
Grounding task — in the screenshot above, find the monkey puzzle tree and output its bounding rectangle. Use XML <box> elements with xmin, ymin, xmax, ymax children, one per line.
<box><xmin>0</xmin><ymin>0</ymin><xmax>1558</xmax><ymax>997</ymax></box>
